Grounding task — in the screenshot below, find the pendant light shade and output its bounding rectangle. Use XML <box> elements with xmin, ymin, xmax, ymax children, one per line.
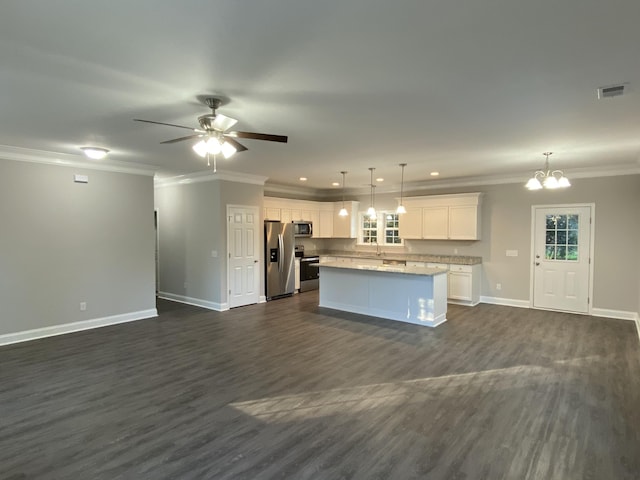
<box><xmin>367</xmin><ymin>167</ymin><xmax>377</xmax><ymax>219</ymax></box>
<box><xmin>338</xmin><ymin>171</ymin><xmax>348</xmax><ymax>217</ymax></box>
<box><xmin>526</xmin><ymin>152</ymin><xmax>570</xmax><ymax>190</ymax></box>
<box><xmin>396</xmin><ymin>163</ymin><xmax>407</xmax><ymax>214</ymax></box>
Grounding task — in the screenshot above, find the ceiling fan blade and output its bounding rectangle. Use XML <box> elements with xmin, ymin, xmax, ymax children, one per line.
<box><xmin>222</xmin><ymin>136</ymin><xmax>248</xmax><ymax>152</ymax></box>
<box><xmin>226</xmin><ymin>131</ymin><xmax>288</xmax><ymax>143</ymax></box>
<box><xmin>212</xmin><ymin>114</ymin><xmax>238</xmax><ymax>132</ymax></box>
<box><xmin>134</xmin><ymin>118</ymin><xmax>205</xmax><ymax>133</ymax></box>
<box><xmin>160</xmin><ymin>134</ymin><xmax>203</xmax><ymax>144</ymax></box>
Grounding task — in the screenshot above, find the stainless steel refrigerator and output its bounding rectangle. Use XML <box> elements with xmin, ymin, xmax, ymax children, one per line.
<box><xmin>264</xmin><ymin>220</ymin><xmax>295</xmax><ymax>300</ymax></box>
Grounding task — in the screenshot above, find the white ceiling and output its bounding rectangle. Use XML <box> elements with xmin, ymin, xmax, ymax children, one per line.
<box><xmin>2</xmin><ymin>0</ymin><xmax>640</xmax><ymax>192</ymax></box>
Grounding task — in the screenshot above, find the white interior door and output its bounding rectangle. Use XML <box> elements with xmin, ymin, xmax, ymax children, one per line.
<box><xmin>228</xmin><ymin>205</ymin><xmax>260</xmax><ymax>308</ymax></box>
<box><xmin>532</xmin><ymin>205</ymin><xmax>592</xmax><ymax>314</ymax></box>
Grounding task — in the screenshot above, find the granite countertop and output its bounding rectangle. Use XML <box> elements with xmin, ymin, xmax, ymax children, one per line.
<box><xmin>305</xmin><ymin>250</ymin><xmax>482</xmax><ymax>265</ymax></box>
<box><xmin>318</xmin><ymin>261</ymin><xmax>449</xmax><ymax>276</ymax></box>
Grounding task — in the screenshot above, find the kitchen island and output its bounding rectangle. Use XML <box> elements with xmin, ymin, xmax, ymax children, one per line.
<box><xmin>318</xmin><ymin>262</ymin><xmax>448</xmax><ymax>327</ymax></box>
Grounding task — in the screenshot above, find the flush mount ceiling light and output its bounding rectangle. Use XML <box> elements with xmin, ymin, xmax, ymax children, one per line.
<box><xmin>367</xmin><ymin>167</ymin><xmax>377</xmax><ymax>220</ymax></box>
<box><xmin>396</xmin><ymin>163</ymin><xmax>407</xmax><ymax>214</ymax></box>
<box><xmin>81</xmin><ymin>147</ymin><xmax>109</xmax><ymax>160</ymax></box>
<box><xmin>525</xmin><ymin>152</ymin><xmax>571</xmax><ymax>190</ymax></box>
<box><xmin>338</xmin><ymin>171</ymin><xmax>349</xmax><ymax>217</ymax></box>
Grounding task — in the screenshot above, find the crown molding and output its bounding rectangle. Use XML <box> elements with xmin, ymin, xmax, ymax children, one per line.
<box><xmin>0</xmin><ymin>145</ymin><xmax>157</xmax><ymax>176</ymax></box>
<box><xmin>155</xmin><ymin>169</ymin><xmax>268</xmax><ymax>188</ymax></box>
<box><xmin>267</xmin><ymin>162</ymin><xmax>640</xmax><ymax>200</ymax></box>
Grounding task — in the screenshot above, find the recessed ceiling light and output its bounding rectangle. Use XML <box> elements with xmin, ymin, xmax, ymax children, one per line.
<box><xmin>299</xmin><ymin>177</ymin><xmax>307</xmax><ymax>181</ymax></box>
<box><xmin>81</xmin><ymin>147</ymin><xmax>109</xmax><ymax>160</ymax></box>
<box><xmin>332</xmin><ymin>182</ymin><xmax>340</xmax><ymax>186</ymax></box>
<box><xmin>376</xmin><ymin>177</ymin><xmax>384</xmax><ymax>182</ymax></box>
<box><xmin>430</xmin><ymin>171</ymin><xmax>439</xmax><ymax>176</ymax></box>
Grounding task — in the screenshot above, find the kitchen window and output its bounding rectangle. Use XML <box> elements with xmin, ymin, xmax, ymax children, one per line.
<box><xmin>358</xmin><ymin>212</ymin><xmax>403</xmax><ymax>246</ymax></box>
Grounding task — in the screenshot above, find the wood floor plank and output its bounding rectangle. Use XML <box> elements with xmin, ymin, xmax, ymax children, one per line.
<box><xmin>1</xmin><ymin>292</ymin><xmax>639</xmax><ymax>479</ymax></box>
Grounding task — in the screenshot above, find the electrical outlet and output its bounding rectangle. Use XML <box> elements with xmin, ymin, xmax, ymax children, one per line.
<box><xmin>496</xmin><ymin>283</ymin><xmax>502</xmax><ymax>291</ymax></box>
<box><xmin>80</xmin><ymin>302</ymin><xmax>87</xmax><ymax>311</ymax></box>
<box><xmin>211</xmin><ymin>250</ymin><xmax>218</xmax><ymax>258</ymax></box>
<box><xmin>183</xmin><ymin>282</ymin><xmax>188</xmax><ymax>289</ymax></box>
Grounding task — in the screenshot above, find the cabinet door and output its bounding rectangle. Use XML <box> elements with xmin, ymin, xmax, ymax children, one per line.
<box><xmin>422</xmin><ymin>206</ymin><xmax>449</xmax><ymax>239</ymax></box>
<box><xmin>448</xmin><ymin>271</ymin><xmax>472</xmax><ymax>300</ymax></box>
<box><xmin>265</xmin><ymin>207</ymin><xmax>280</xmax><ymax>221</ymax></box>
<box><xmin>291</xmin><ymin>209</ymin><xmax>302</xmax><ymax>221</ymax></box>
<box><xmin>399</xmin><ymin>207</ymin><xmax>423</xmax><ymax>239</ymax></box>
<box><xmin>280</xmin><ymin>208</ymin><xmax>292</xmax><ymax>224</ymax></box>
<box><xmin>449</xmin><ymin>205</ymin><xmax>478</xmax><ymax>240</ymax></box>
<box><xmin>318</xmin><ymin>210</ymin><xmax>334</xmax><ymax>238</ymax></box>
<box><xmin>294</xmin><ymin>258</ymin><xmax>300</xmax><ymax>290</ymax></box>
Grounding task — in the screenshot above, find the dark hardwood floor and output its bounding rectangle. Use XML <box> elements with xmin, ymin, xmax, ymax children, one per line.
<box><xmin>1</xmin><ymin>292</ymin><xmax>639</xmax><ymax>479</ymax></box>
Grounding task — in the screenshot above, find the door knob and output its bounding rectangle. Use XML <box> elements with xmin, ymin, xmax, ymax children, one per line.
<box><xmin>535</xmin><ymin>262</ymin><xmax>540</xmax><ymax>266</ymax></box>
<box><xmin>535</xmin><ymin>254</ymin><xmax>540</xmax><ymax>259</ymax></box>
<box><xmin>254</xmin><ymin>260</ymin><xmax>259</xmax><ymax>263</ymax></box>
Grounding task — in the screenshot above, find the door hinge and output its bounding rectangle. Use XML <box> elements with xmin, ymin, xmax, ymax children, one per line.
<box><xmin>229</xmin><ymin>289</ymin><xmax>231</xmax><ymax>295</ymax></box>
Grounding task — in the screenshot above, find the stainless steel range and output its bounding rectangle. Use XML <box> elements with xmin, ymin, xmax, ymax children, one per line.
<box><xmin>299</xmin><ymin>255</ymin><xmax>320</xmax><ymax>292</ymax></box>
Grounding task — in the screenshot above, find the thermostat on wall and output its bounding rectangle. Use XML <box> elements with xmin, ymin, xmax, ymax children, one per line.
<box><xmin>74</xmin><ymin>174</ymin><xmax>89</xmax><ymax>183</ymax></box>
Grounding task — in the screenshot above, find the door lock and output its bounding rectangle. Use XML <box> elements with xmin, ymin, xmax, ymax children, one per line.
<box><xmin>535</xmin><ymin>254</ymin><xmax>540</xmax><ymax>259</ymax></box>
<box><xmin>535</xmin><ymin>262</ymin><xmax>540</xmax><ymax>266</ymax></box>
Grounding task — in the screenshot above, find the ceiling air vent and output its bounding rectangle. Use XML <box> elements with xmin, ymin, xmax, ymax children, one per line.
<box><xmin>597</xmin><ymin>83</ymin><xmax>627</xmax><ymax>99</ymax></box>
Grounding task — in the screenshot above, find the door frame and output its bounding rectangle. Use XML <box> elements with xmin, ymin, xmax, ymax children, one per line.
<box><xmin>226</xmin><ymin>204</ymin><xmax>261</xmax><ymax>309</ymax></box>
<box><xmin>529</xmin><ymin>203</ymin><xmax>596</xmax><ymax>314</ymax></box>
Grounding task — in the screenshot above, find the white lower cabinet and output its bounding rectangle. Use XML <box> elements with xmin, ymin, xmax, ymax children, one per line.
<box><xmin>447</xmin><ymin>264</ymin><xmax>480</xmax><ymax>306</ymax></box>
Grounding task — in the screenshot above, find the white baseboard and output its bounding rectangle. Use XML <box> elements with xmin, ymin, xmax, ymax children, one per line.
<box><xmin>259</xmin><ymin>296</ymin><xmax>267</xmax><ymax>303</ymax></box>
<box><xmin>591</xmin><ymin>308</ymin><xmax>637</xmax><ymax>321</ymax></box>
<box><xmin>479</xmin><ymin>296</ymin><xmax>637</xmax><ymax>323</ymax></box>
<box><xmin>157</xmin><ymin>292</ymin><xmax>229</xmax><ymax>312</ymax></box>
<box><xmin>480</xmin><ymin>296</ymin><xmax>530</xmax><ymax>308</ymax></box>
<box><xmin>0</xmin><ymin>308</ymin><xmax>158</xmax><ymax>347</ymax></box>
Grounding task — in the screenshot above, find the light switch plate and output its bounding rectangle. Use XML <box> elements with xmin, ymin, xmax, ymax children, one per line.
<box><xmin>74</xmin><ymin>174</ymin><xmax>89</xmax><ymax>183</ymax></box>
<box><xmin>506</xmin><ymin>250</ymin><xmax>518</xmax><ymax>257</ymax></box>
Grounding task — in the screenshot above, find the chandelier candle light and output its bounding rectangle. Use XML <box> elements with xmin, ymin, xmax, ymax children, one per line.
<box><xmin>525</xmin><ymin>152</ymin><xmax>571</xmax><ymax>190</ymax></box>
<box><xmin>397</xmin><ymin>163</ymin><xmax>407</xmax><ymax>214</ymax></box>
<box><xmin>339</xmin><ymin>171</ymin><xmax>349</xmax><ymax>217</ymax></box>
<box><xmin>367</xmin><ymin>167</ymin><xmax>377</xmax><ymax>219</ymax></box>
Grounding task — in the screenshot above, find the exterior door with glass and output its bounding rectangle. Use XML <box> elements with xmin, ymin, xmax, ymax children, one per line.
<box><xmin>532</xmin><ymin>205</ymin><xmax>592</xmax><ymax>314</ymax></box>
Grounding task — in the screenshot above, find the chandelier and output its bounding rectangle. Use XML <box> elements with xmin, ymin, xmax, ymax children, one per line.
<box><xmin>525</xmin><ymin>152</ymin><xmax>571</xmax><ymax>190</ymax></box>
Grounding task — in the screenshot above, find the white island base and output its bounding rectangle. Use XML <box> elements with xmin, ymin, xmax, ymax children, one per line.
<box><xmin>318</xmin><ymin>263</ymin><xmax>448</xmax><ymax>327</ymax></box>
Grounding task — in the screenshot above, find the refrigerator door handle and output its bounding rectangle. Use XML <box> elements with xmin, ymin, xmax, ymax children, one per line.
<box><xmin>278</xmin><ymin>233</ymin><xmax>284</xmax><ymax>272</ymax></box>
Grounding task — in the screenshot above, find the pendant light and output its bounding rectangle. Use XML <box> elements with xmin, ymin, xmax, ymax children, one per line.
<box><xmin>396</xmin><ymin>163</ymin><xmax>407</xmax><ymax>214</ymax></box>
<box><xmin>525</xmin><ymin>152</ymin><xmax>571</xmax><ymax>190</ymax></box>
<box><xmin>338</xmin><ymin>171</ymin><xmax>349</xmax><ymax>216</ymax></box>
<box><xmin>367</xmin><ymin>167</ymin><xmax>377</xmax><ymax>219</ymax></box>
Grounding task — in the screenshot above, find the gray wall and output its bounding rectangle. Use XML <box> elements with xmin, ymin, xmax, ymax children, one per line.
<box><xmin>0</xmin><ymin>159</ymin><xmax>156</xmax><ymax>336</ymax></box>
<box><xmin>155</xmin><ymin>179</ymin><xmax>264</xmax><ymax>307</ymax></box>
<box><xmin>310</xmin><ymin>175</ymin><xmax>640</xmax><ymax>313</ymax></box>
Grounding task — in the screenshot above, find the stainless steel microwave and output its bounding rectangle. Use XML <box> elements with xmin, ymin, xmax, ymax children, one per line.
<box><xmin>293</xmin><ymin>221</ymin><xmax>313</xmax><ymax>237</ymax></box>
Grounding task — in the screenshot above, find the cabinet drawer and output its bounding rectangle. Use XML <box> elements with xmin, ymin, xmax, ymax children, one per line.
<box><xmin>427</xmin><ymin>262</ymin><xmax>449</xmax><ymax>271</ymax></box>
<box><xmin>449</xmin><ymin>264</ymin><xmax>472</xmax><ymax>273</ymax></box>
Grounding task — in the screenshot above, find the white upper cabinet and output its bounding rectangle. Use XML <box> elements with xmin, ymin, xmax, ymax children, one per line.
<box><xmin>399</xmin><ymin>193</ymin><xmax>483</xmax><ymax>240</ymax></box>
<box><xmin>422</xmin><ymin>206</ymin><xmax>449</xmax><ymax>239</ymax></box>
<box><xmin>332</xmin><ymin>201</ymin><xmax>360</xmax><ymax>238</ymax></box>
<box><xmin>398</xmin><ymin>206</ymin><xmax>423</xmax><ymax>240</ymax></box>
<box><xmin>264</xmin><ymin>197</ymin><xmax>359</xmax><ymax>238</ymax></box>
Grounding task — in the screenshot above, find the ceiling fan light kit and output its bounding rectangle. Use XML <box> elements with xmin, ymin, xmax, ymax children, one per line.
<box><xmin>526</xmin><ymin>152</ymin><xmax>571</xmax><ymax>190</ymax></box>
<box><xmin>81</xmin><ymin>147</ymin><xmax>109</xmax><ymax>160</ymax></box>
<box><xmin>134</xmin><ymin>96</ymin><xmax>287</xmax><ymax>168</ymax></box>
